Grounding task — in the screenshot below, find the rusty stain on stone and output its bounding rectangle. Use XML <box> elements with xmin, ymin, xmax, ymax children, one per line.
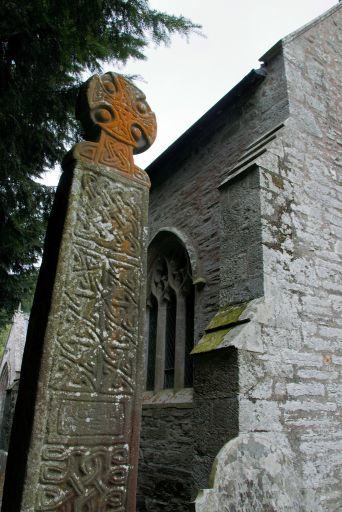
<box><xmin>323</xmin><ymin>354</ymin><xmax>332</xmax><ymax>365</ymax></box>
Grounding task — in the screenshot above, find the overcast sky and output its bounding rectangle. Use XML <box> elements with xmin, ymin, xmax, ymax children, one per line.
<box><xmin>43</xmin><ymin>0</ymin><xmax>337</xmax><ymax>185</ymax></box>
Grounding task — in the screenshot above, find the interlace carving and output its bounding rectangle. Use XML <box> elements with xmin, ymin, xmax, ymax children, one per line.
<box><xmin>35</xmin><ymin>169</ymin><xmax>145</xmax><ymax>510</ymax></box>
<box><xmin>50</xmin><ymin>173</ymin><xmax>141</xmax><ymax>397</ymax></box>
<box><xmin>2</xmin><ymin>70</ymin><xmax>155</xmax><ymax>511</ymax></box>
<box><xmin>38</xmin><ymin>444</ymin><xmax>129</xmax><ymax>510</ymax></box>
<box><xmin>74</xmin><ymin>72</ymin><xmax>157</xmax><ymax>185</ymax></box>
<box><xmin>31</xmin><ymin>71</ymin><xmax>156</xmax><ymax>510</ymax></box>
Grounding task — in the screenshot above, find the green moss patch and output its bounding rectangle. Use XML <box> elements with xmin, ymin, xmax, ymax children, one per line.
<box><xmin>191</xmin><ymin>302</ymin><xmax>249</xmax><ymax>354</ymax></box>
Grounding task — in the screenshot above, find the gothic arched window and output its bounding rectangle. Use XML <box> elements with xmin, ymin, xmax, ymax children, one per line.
<box><xmin>145</xmin><ymin>232</ymin><xmax>194</xmax><ymax>391</ymax></box>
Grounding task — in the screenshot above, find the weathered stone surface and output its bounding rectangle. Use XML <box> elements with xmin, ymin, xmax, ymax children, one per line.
<box><xmin>0</xmin><ymin>451</ymin><xmax>7</xmax><ymax>505</ymax></box>
<box><xmin>200</xmin><ymin>6</ymin><xmax>342</xmax><ymax>510</ymax></box>
<box><xmin>0</xmin><ymin>313</ymin><xmax>25</xmax><ymax>454</ymax></box>
<box><xmin>0</xmin><ymin>307</ymin><xmax>28</xmax><ymax>400</ymax></box>
<box><xmin>219</xmin><ymin>166</ymin><xmax>264</xmax><ymax>307</ymax></box>
<box><xmin>192</xmin><ymin>347</ymin><xmax>238</xmax><ymax>497</ymax></box>
<box><xmin>2</xmin><ymin>72</ymin><xmax>156</xmax><ymax>511</ymax></box>
<box><xmin>0</xmin><ymin>381</ymin><xmax>19</xmax><ymax>453</ymax></box>
<box><xmin>140</xmin><ymin>5</ymin><xmax>341</xmax><ymax>510</ymax></box>
<box><xmin>0</xmin><ymin>309</ymin><xmax>28</xmax><ymax>503</ymax></box>
<box><xmin>75</xmin><ymin>72</ymin><xmax>156</xmax><ymax>178</ymax></box>
<box><xmin>142</xmin><ymin>38</ymin><xmax>289</xmax><ymax>504</ymax></box>
<box><xmin>137</xmin><ymin>398</ymin><xmax>193</xmax><ymax>512</ymax></box>
<box><xmin>195</xmin><ymin>433</ymin><xmax>302</xmax><ymax>512</ymax></box>
<box><xmin>24</xmin><ymin>164</ymin><xmax>149</xmax><ymax>511</ymax></box>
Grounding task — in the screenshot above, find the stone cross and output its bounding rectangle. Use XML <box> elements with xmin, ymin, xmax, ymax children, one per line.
<box><xmin>2</xmin><ymin>72</ymin><xmax>156</xmax><ymax>511</ymax></box>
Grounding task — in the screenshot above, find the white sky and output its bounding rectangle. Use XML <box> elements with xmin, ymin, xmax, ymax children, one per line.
<box><xmin>43</xmin><ymin>0</ymin><xmax>337</xmax><ymax>185</ymax></box>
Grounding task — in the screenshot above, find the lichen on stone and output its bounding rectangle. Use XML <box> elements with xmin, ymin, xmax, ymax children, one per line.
<box><xmin>191</xmin><ymin>302</ymin><xmax>249</xmax><ymax>354</ymax></box>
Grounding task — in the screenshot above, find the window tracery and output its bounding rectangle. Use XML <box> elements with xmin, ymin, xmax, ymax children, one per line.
<box><xmin>145</xmin><ymin>235</ymin><xmax>194</xmax><ymax>391</ymax></box>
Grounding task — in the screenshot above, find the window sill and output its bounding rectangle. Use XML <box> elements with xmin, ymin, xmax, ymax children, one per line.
<box><xmin>142</xmin><ymin>388</ymin><xmax>193</xmax><ymax>408</ymax></box>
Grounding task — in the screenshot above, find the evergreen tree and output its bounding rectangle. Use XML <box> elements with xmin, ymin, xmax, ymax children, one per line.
<box><xmin>0</xmin><ymin>0</ymin><xmax>199</xmax><ymax>327</ymax></box>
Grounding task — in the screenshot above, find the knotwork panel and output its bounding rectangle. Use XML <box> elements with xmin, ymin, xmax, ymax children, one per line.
<box><xmin>2</xmin><ymin>70</ymin><xmax>154</xmax><ymax>512</ymax></box>
<box><xmin>50</xmin><ymin>171</ymin><xmax>142</xmax><ymax>397</ymax></box>
<box><xmin>35</xmin><ymin>166</ymin><xmax>146</xmax><ymax>510</ymax></box>
<box><xmin>37</xmin><ymin>444</ymin><xmax>129</xmax><ymax>511</ymax></box>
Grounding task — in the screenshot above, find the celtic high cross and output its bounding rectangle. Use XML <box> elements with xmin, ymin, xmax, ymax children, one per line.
<box><xmin>2</xmin><ymin>73</ymin><xmax>156</xmax><ymax>511</ymax></box>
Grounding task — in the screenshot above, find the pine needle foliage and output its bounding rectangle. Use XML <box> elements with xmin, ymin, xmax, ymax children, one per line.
<box><xmin>0</xmin><ymin>0</ymin><xmax>199</xmax><ymax>327</ymax></box>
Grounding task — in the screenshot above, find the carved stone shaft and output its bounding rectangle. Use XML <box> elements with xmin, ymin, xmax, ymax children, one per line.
<box><xmin>2</xmin><ymin>73</ymin><xmax>156</xmax><ymax>511</ymax></box>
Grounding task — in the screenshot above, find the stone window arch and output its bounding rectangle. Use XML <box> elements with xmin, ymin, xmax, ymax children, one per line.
<box><xmin>145</xmin><ymin>232</ymin><xmax>195</xmax><ymax>391</ymax></box>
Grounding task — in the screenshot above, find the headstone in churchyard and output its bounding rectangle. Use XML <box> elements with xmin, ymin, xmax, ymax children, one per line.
<box><xmin>2</xmin><ymin>72</ymin><xmax>156</xmax><ymax>511</ymax></box>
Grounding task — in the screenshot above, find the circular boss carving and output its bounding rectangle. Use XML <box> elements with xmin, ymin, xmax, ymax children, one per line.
<box><xmin>92</xmin><ymin>107</ymin><xmax>114</xmax><ymax>124</ymax></box>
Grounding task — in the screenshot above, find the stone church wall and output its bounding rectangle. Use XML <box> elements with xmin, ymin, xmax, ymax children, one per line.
<box><xmin>147</xmin><ymin>49</ymin><xmax>289</xmax><ymax>348</ymax></box>
<box><xmin>137</xmin><ymin>402</ymin><xmax>193</xmax><ymax>512</ymax></box>
<box><xmin>264</xmin><ymin>8</ymin><xmax>341</xmax><ymax>509</ymax></box>
<box><xmin>138</xmin><ymin>5</ymin><xmax>341</xmax><ymax>510</ymax></box>
<box><xmin>196</xmin><ymin>5</ymin><xmax>341</xmax><ymax>511</ymax></box>
<box><xmin>138</xmin><ymin>38</ymin><xmax>289</xmax><ymax>510</ymax></box>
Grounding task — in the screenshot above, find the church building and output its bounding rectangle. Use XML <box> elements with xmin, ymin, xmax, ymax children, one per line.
<box><xmin>137</xmin><ymin>4</ymin><xmax>342</xmax><ymax>510</ymax></box>
<box><xmin>0</xmin><ymin>4</ymin><xmax>340</xmax><ymax>511</ymax></box>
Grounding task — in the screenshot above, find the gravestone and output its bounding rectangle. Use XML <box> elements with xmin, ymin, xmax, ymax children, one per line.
<box><xmin>2</xmin><ymin>72</ymin><xmax>156</xmax><ymax>511</ymax></box>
